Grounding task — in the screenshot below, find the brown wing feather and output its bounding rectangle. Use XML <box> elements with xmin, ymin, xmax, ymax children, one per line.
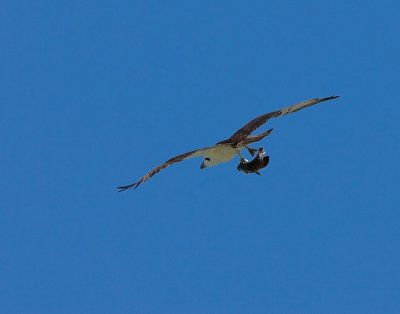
<box><xmin>218</xmin><ymin>96</ymin><xmax>339</xmax><ymax>144</ymax></box>
<box><xmin>117</xmin><ymin>147</ymin><xmax>211</xmax><ymax>191</ymax></box>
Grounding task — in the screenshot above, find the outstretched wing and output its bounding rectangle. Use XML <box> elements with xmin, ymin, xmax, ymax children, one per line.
<box><xmin>117</xmin><ymin>146</ymin><xmax>219</xmax><ymax>191</ymax></box>
<box><xmin>218</xmin><ymin>96</ymin><xmax>339</xmax><ymax>144</ymax></box>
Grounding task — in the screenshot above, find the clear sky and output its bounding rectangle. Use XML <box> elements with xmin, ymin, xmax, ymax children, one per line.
<box><xmin>2</xmin><ymin>0</ymin><xmax>400</xmax><ymax>313</ymax></box>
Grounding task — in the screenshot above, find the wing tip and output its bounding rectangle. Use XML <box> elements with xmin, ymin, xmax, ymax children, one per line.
<box><xmin>323</xmin><ymin>95</ymin><xmax>340</xmax><ymax>100</ymax></box>
<box><xmin>117</xmin><ymin>181</ymin><xmax>141</xmax><ymax>192</ymax></box>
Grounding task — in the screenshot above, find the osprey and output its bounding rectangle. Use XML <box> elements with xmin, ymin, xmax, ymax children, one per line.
<box><xmin>117</xmin><ymin>96</ymin><xmax>339</xmax><ymax>191</ymax></box>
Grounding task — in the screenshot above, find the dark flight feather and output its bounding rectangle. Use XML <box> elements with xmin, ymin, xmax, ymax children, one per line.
<box><xmin>219</xmin><ymin>96</ymin><xmax>339</xmax><ymax>144</ymax></box>
<box><xmin>117</xmin><ymin>149</ymin><xmax>199</xmax><ymax>191</ymax></box>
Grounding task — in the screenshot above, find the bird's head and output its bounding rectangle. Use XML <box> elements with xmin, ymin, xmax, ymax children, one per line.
<box><xmin>200</xmin><ymin>156</ymin><xmax>211</xmax><ymax>169</ymax></box>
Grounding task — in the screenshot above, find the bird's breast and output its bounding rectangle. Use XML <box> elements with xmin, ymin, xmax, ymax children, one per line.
<box><xmin>207</xmin><ymin>145</ymin><xmax>239</xmax><ymax>162</ymax></box>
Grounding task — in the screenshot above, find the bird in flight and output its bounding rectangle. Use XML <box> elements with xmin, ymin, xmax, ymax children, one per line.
<box><xmin>117</xmin><ymin>96</ymin><xmax>339</xmax><ymax>191</ymax></box>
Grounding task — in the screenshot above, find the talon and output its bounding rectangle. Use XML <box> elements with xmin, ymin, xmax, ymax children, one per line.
<box><xmin>248</xmin><ymin>147</ymin><xmax>257</xmax><ymax>156</ymax></box>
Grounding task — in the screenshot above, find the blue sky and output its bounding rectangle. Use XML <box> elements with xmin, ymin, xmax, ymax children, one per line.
<box><xmin>2</xmin><ymin>0</ymin><xmax>400</xmax><ymax>313</ymax></box>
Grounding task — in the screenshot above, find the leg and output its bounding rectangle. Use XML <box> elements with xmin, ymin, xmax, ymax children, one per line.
<box><xmin>246</xmin><ymin>146</ymin><xmax>257</xmax><ymax>156</ymax></box>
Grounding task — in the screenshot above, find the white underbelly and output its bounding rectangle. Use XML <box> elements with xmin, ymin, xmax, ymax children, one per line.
<box><xmin>207</xmin><ymin>145</ymin><xmax>239</xmax><ymax>162</ymax></box>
